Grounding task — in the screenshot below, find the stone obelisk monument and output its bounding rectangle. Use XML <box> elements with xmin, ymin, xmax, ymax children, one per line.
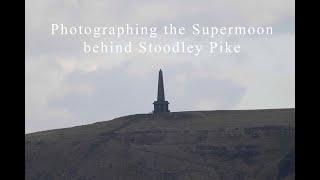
<box><xmin>153</xmin><ymin>69</ymin><xmax>170</xmax><ymax>113</ymax></box>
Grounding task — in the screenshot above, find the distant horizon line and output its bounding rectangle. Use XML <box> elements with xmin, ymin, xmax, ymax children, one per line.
<box><xmin>25</xmin><ymin>107</ymin><xmax>294</xmax><ymax>135</ymax></box>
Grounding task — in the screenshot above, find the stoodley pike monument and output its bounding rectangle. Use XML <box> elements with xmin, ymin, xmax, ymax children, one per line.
<box><xmin>153</xmin><ymin>69</ymin><xmax>170</xmax><ymax>113</ymax></box>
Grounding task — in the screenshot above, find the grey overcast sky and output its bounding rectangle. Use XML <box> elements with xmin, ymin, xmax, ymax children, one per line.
<box><xmin>25</xmin><ymin>0</ymin><xmax>295</xmax><ymax>133</ymax></box>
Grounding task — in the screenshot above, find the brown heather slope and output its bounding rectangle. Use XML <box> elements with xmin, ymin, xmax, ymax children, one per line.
<box><xmin>25</xmin><ymin>108</ymin><xmax>295</xmax><ymax>180</ymax></box>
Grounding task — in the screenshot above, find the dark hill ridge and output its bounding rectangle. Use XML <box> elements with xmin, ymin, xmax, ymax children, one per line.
<box><xmin>25</xmin><ymin>108</ymin><xmax>295</xmax><ymax>180</ymax></box>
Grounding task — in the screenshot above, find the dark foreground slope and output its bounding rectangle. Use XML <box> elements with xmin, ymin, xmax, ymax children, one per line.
<box><xmin>25</xmin><ymin>109</ymin><xmax>295</xmax><ymax>180</ymax></box>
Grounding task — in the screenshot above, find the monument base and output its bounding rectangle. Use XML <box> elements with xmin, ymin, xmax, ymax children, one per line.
<box><xmin>153</xmin><ymin>101</ymin><xmax>170</xmax><ymax>113</ymax></box>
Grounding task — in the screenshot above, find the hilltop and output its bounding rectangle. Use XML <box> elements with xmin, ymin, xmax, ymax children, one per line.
<box><xmin>25</xmin><ymin>108</ymin><xmax>295</xmax><ymax>180</ymax></box>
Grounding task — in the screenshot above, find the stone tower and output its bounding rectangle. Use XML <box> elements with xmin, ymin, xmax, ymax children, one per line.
<box><xmin>153</xmin><ymin>69</ymin><xmax>170</xmax><ymax>113</ymax></box>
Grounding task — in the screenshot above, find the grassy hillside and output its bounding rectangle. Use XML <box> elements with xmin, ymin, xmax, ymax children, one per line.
<box><xmin>25</xmin><ymin>108</ymin><xmax>295</xmax><ymax>180</ymax></box>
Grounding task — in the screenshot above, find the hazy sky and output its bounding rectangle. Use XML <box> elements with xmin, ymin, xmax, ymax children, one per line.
<box><xmin>25</xmin><ymin>0</ymin><xmax>295</xmax><ymax>133</ymax></box>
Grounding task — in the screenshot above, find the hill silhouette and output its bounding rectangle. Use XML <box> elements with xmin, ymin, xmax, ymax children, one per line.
<box><xmin>25</xmin><ymin>108</ymin><xmax>295</xmax><ymax>180</ymax></box>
